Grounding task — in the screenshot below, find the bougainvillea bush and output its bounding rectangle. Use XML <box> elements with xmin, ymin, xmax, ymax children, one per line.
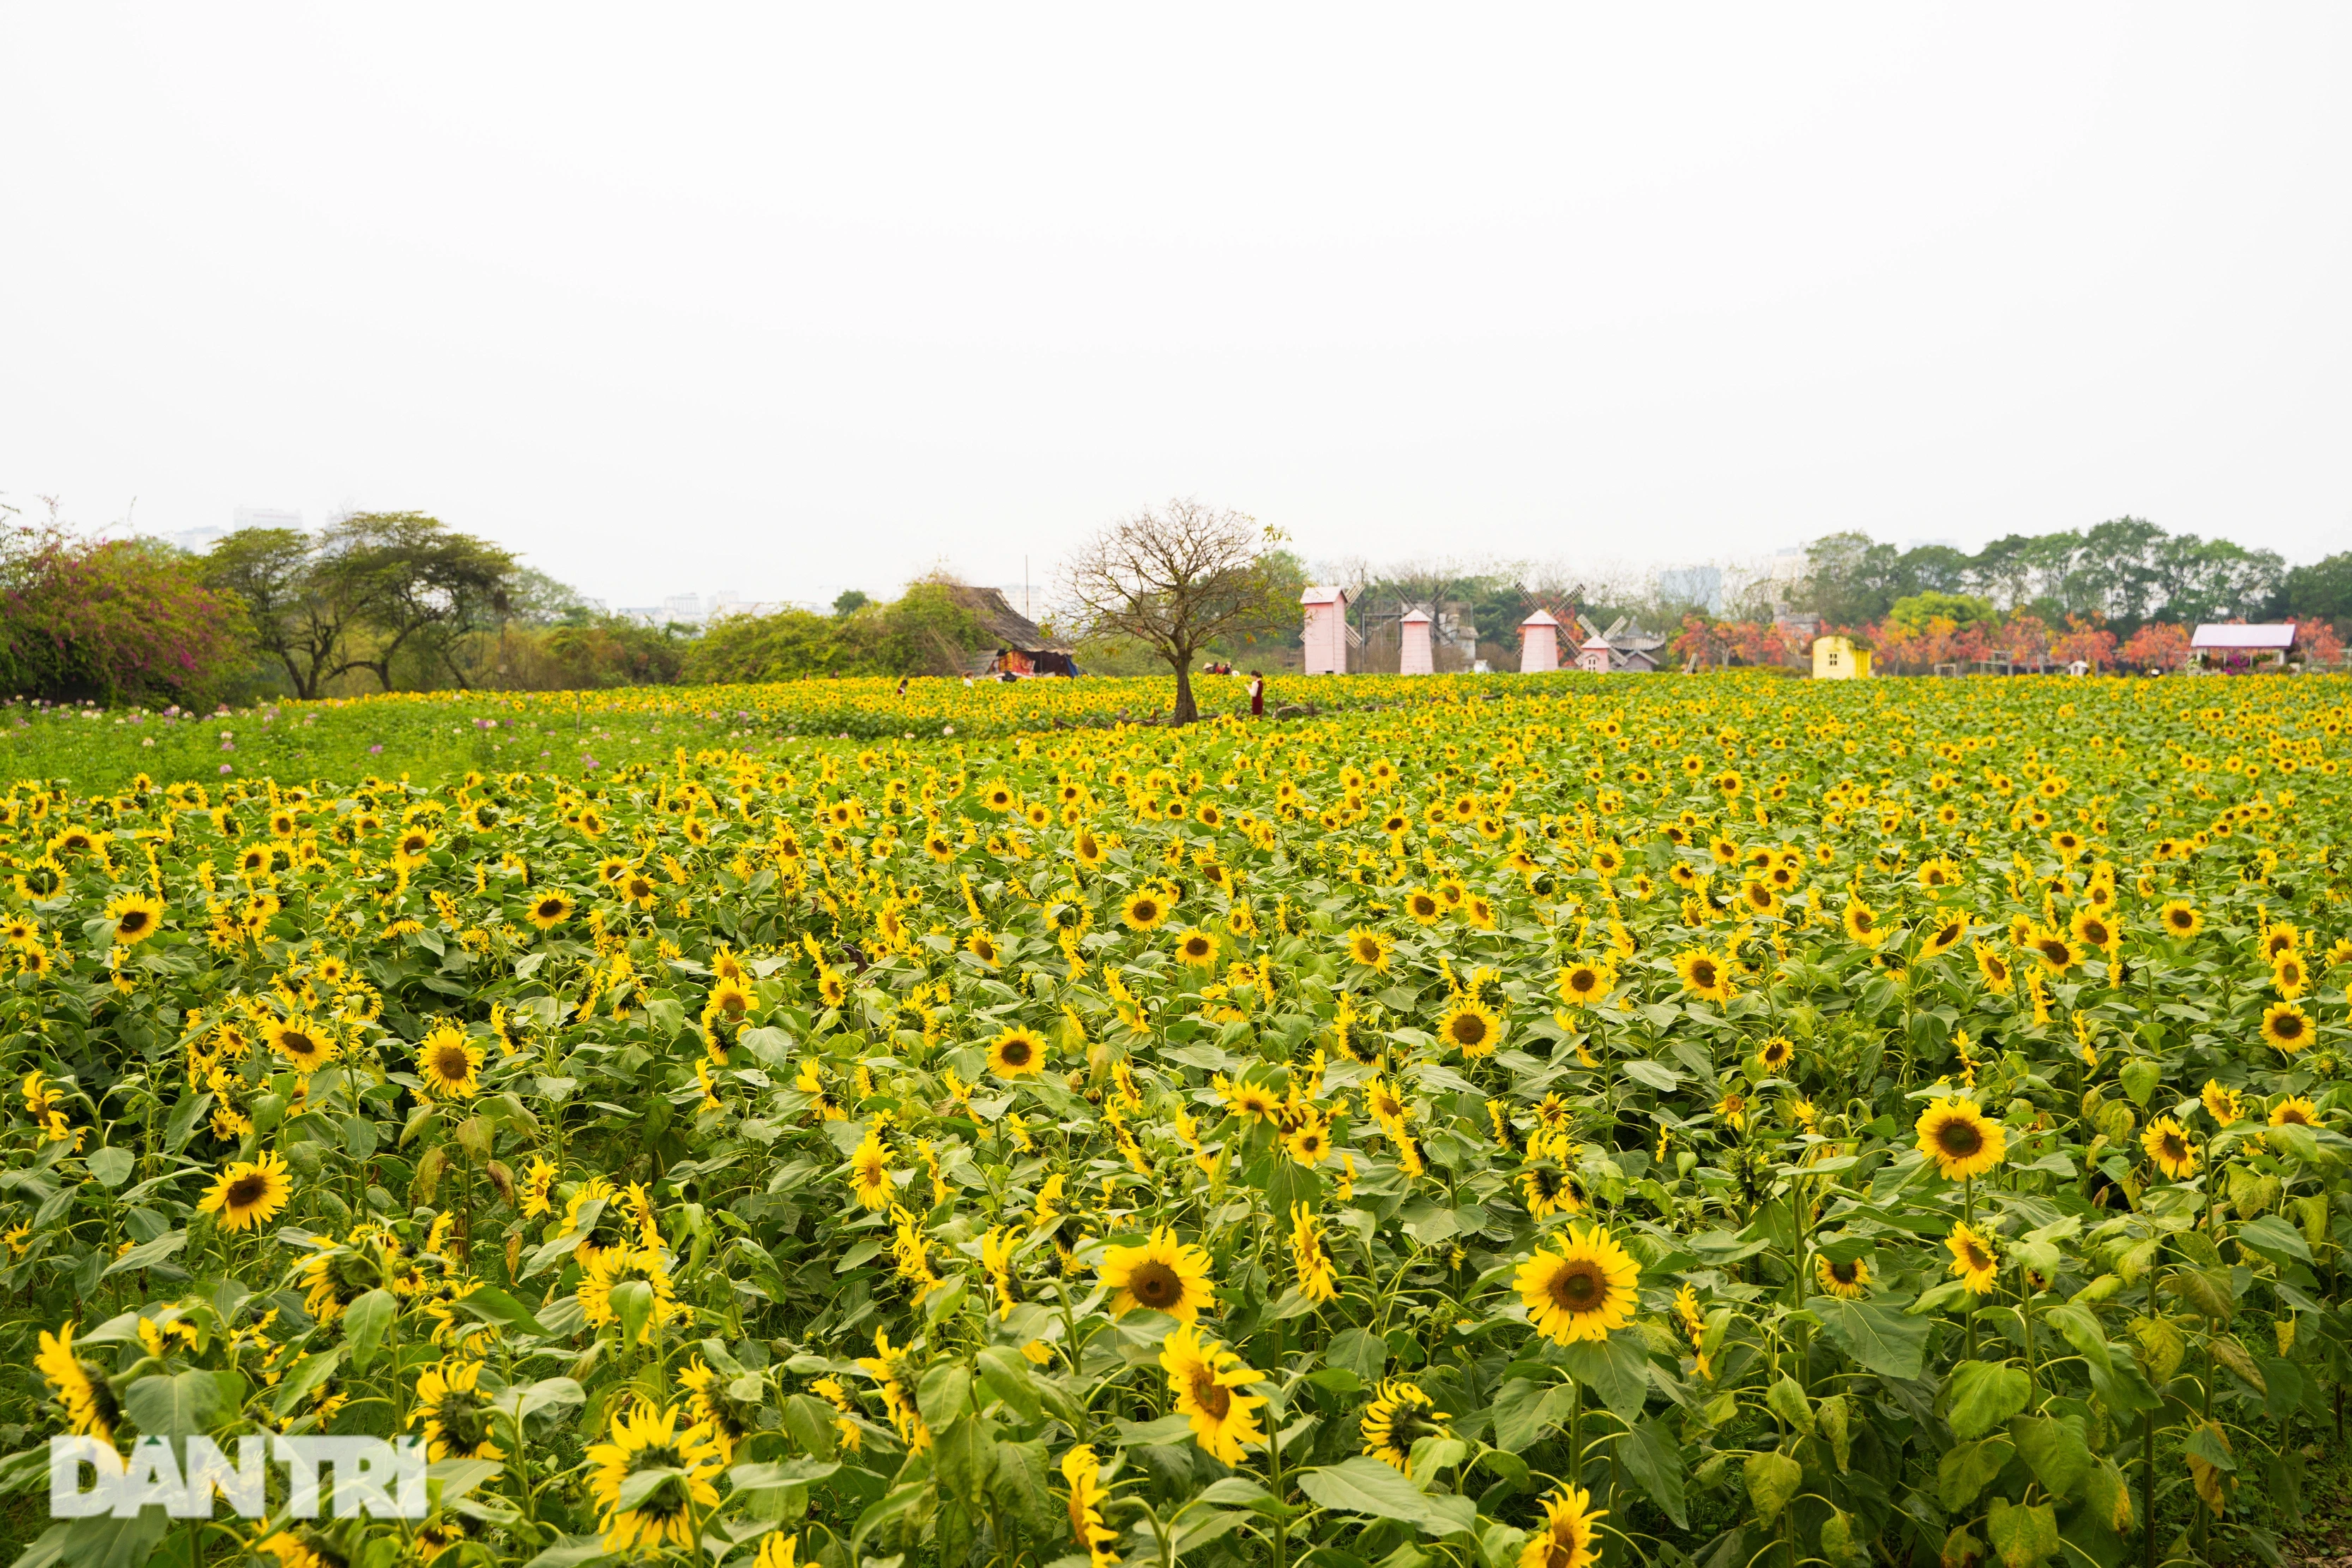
<box><xmin>1</xmin><ymin>671</ymin><xmax>2349</xmax><ymax>1568</ymax></box>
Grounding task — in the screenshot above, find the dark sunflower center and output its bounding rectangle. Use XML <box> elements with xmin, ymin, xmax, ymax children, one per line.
<box><xmin>2278</xmin><ymin>1015</ymin><xmax>2305</xmax><ymax>1039</ymax></box>
<box><xmin>1188</xmin><ymin>1365</ymin><xmax>1231</xmax><ymax>1418</ymax></box>
<box><xmin>1128</xmin><ymin>1261</ymin><xmax>1181</xmax><ymax>1308</ymax></box>
<box><xmin>435</xmin><ymin>1391</ymin><xmax>492</xmax><ymax>1450</ymax></box>
<box><xmin>430</xmin><ymin>1045</ymin><xmax>471</xmax><ymax>1078</ymax></box>
<box><xmin>1548</xmin><ymin>1260</ymin><xmax>1606</xmax><ymax>1313</ymax></box>
<box><xmin>1001</xmin><ymin>1039</ymin><xmax>1032</xmax><ymax>1068</ymax></box>
<box><xmin>1133</xmin><ymin>900</ymin><xmax>1158</xmax><ymax>922</ymax></box>
<box><xmin>1690</xmin><ymin>961</ymin><xmax>1718</xmax><ymax>988</ymax></box>
<box><xmin>283</xmin><ymin>1032</ymin><xmax>316</xmax><ymax>1056</ymax></box>
<box><xmin>1452</xmin><ymin>1015</ymin><xmax>1488</xmax><ymax>1046</ymax></box>
<box><xmin>538</xmin><ymin>900</ymin><xmax>563</xmax><ymax>918</ymax></box>
<box><xmin>1936</xmin><ymin>1118</ymin><xmax>1984</xmax><ymax>1158</ymax></box>
<box><xmin>1829</xmin><ymin>1259</ymin><xmax>1859</xmax><ymax>1284</ymax></box>
<box><xmin>2160</xmin><ymin>1134</ymin><xmax>2186</xmax><ymax>1160</ymax></box>
<box><xmin>119</xmin><ymin>910</ymin><xmax>150</xmax><ymax>934</ymax></box>
<box><xmin>226</xmin><ymin>1173</ymin><xmax>270</xmax><ymax>1207</ymax></box>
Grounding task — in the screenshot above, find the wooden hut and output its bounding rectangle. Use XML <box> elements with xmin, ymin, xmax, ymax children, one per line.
<box><xmin>1398</xmin><ymin>608</ymin><xmax>1435</xmax><ymax>675</ymax></box>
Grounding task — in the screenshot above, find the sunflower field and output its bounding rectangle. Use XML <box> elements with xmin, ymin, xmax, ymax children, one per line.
<box><xmin>3</xmin><ymin>672</ymin><xmax>2351</xmax><ymax>1568</ymax></box>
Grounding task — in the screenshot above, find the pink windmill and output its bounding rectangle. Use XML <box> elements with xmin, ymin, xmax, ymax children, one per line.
<box><xmin>1300</xmin><ymin>585</ymin><xmax>1352</xmax><ymax>675</ymax></box>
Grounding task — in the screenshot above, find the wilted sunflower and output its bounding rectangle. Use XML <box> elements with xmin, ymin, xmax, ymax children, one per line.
<box><xmin>520</xmin><ymin>1156</ymin><xmax>558</xmax><ymax>1219</ymax></box>
<box><xmin>1159</xmin><ymin>1324</ymin><xmax>1267</xmax><ymax>1462</ymax></box>
<box><xmin>1100</xmin><ymin>1226</ymin><xmax>1215</xmax><ymax>1322</ymax></box>
<box><xmin>1344</xmin><ymin>926</ymin><xmax>1394</xmax><ymax>972</ymax></box>
<box><xmin>411</xmin><ymin>1358</ymin><xmax>504</xmax><ymax>1461</ymax></box>
<box><xmin>526</xmin><ymin>891</ymin><xmax>574</xmax><ymax>930</ymax></box>
<box><xmin>2142</xmin><ymin>1116</ymin><xmax>2197</xmax><ymax>1180</ymax></box>
<box><xmin>1121</xmin><ymin>890</ymin><xmax>1169</xmax><ymax>931</ymax></box>
<box><xmin>585</xmin><ymin>1402</ymin><xmax>721</xmax><ymax>1555</ymax></box>
<box><xmin>1946</xmin><ymin>1221</ymin><xmax>2000</xmax><ymax>1294</ymax></box>
<box><xmin>36</xmin><ymin>1322</ymin><xmax>121</xmax><ymax>1443</ymax></box>
<box><xmin>1672</xmin><ymin>948</ymin><xmax>1736</xmax><ymax>1003</ymax></box>
<box><xmin>1361</xmin><ymin>1380</ymin><xmax>1449</xmax><ymax>1475</ymax></box>
<box><xmin>1914</xmin><ymin>1096</ymin><xmax>2006</xmax><ymax>1181</ymax></box>
<box><xmin>1521</xmin><ymin>1485</ymin><xmax>1607</xmax><ymax>1568</ymax></box>
<box><xmin>198</xmin><ymin>1149</ymin><xmax>292</xmax><ymax>1232</ymax></box>
<box><xmin>1515</xmin><ymin>1223</ymin><xmax>1639</xmax><ymax>1344</ymax></box>
<box><xmin>1437</xmin><ymin>996</ymin><xmax>1503</xmax><ymax>1059</ymax></box>
<box><xmin>989</xmin><ymin>1025</ymin><xmax>1047</xmax><ymax>1080</ymax></box>
<box><xmin>2262</xmin><ymin>1001</ymin><xmax>2312</xmax><ymax>1052</ymax></box>
<box><xmin>415</xmin><ymin>1025</ymin><xmax>483</xmax><ymax>1100</ymax></box>
<box><xmin>1814</xmin><ymin>1253</ymin><xmax>1870</xmax><ymax>1300</ymax></box>
<box><xmin>268</xmin><ymin>1015</ymin><xmax>337</xmax><ymax>1074</ymax></box>
<box><xmin>104</xmin><ymin>890</ymin><xmax>164</xmax><ymax>945</ymax></box>
<box><xmin>1172</xmin><ymin>927</ymin><xmax>1219</xmax><ymax>969</ymax></box>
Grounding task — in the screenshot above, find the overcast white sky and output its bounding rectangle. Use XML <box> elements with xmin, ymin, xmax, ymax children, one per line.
<box><xmin>4</xmin><ymin>6</ymin><xmax>2348</xmax><ymax>609</ymax></box>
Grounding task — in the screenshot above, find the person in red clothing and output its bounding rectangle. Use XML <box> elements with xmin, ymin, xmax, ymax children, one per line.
<box><xmin>1248</xmin><ymin>670</ymin><xmax>1265</xmax><ymax>717</ymax></box>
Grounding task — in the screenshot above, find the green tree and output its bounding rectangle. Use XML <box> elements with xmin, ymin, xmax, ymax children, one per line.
<box><xmin>2277</xmin><ymin>551</ymin><xmax>2352</xmax><ymax>625</ymax></box>
<box><xmin>198</xmin><ymin>526</ymin><xmax>363</xmax><ymax>699</ymax></box>
<box><xmin>314</xmin><ymin>512</ymin><xmax>519</xmax><ymax>691</ymax></box>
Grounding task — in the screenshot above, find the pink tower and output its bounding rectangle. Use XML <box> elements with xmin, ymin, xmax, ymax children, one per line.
<box><xmin>1519</xmin><ymin>608</ymin><xmax>1562</xmax><ymax>673</ymax></box>
<box><xmin>1399</xmin><ymin>608</ymin><xmax>1434</xmax><ymax>675</ymax></box>
<box><xmin>1300</xmin><ymin>585</ymin><xmax>1352</xmax><ymax>675</ymax></box>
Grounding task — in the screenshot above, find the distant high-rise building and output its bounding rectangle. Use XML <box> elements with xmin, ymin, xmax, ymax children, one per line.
<box><xmin>661</xmin><ymin>592</ymin><xmax>705</xmax><ymax>624</ymax></box>
<box><xmin>233</xmin><ymin>507</ymin><xmax>303</xmax><ymax>531</ymax></box>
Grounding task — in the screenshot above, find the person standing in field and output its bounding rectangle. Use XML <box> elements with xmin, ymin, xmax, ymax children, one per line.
<box><xmin>1249</xmin><ymin>670</ymin><xmax>1265</xmax><ymax>717</ymax></box>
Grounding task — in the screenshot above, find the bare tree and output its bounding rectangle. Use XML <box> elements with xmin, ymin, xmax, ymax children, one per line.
<box><xmin>1063</xmin><ymin>498</ymin><xmax>1291</xmax><ymax>725</ymax></box>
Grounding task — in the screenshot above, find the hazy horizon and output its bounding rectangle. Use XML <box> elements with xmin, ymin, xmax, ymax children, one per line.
<box><xmin>6</xmin><ymin>6</ymin><xmax>2348</xmax><ymax>610</ymax></box>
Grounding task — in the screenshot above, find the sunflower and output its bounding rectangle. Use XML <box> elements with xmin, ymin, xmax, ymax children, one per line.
<box><xmin>526</xmin><ymin>891</ymin><xmax>574</xmax><ymax>930</ymax></box>
<box><xmin>680</xmin><ymin>1357</ymin><xmax>761</xmax><ymax>1463</ymax></box>
<box><xmin>1361</xmin><ymin>1380</ymin><xmax>1449</xmax><ymax>1475</ymax></box>
<box><xmin>989</xmin><ymin>1026</ymin><xmax>1047</xmax><ymax>1080</ymax></box>
<box><xmin>706</xmin><ymin>976</ymin><xmax>755</xmax><ymax>1027</ymax></box>
<box><xmin>2272</xmin><ymin>951</ymin><xmax>2309</xmax><ymax>999</ymax></box>
<box><xmin>1515</xmin><ymin>1224</ymin><xmax>1640</xmax><ymax>1344</ymax></box>
<box><xmin>1284</xmin><ymin>1111</ymin><xmax>1333</xmax><ymax>1166</ymax></box>
<box><xmin>520</xmin><ymin>1156</ymin><xmax>558</xmax><ymax>1218</ymax></box>
<box><xmin>1946</xmin><ymin>1221</ymin><xmax>2000</xmax><ymax>1294</ymax></box>
<box><xmin>1814</xmin><ymin>1253</ymin><xmax>1870</xmax><ymax>1300</ymax></box>
<box><xmin>1121</xmin><ymin>890</ymin><xmax>1169</xmax><ymax>931</ymax></box>
<box><xmin>1556</xmin><ymin>960</ymin><xmax>1612</xmax><ymax>1007</ymax></box>
<box><xmin>1436</xmin><ymin>996</ymin><xmax>1503</xmax><ymax>1058</ymax></box>
<box><xmin>1842</xmin><ymin>898</ymin><xmax>1883</xmax><ymax>948</ymax></box>
<box><xmin>1521</xmin><ymin>1485</ymin><xmax>1608</xmax><ymax>1568</ymax></box>
<box><xmin>1099</xmin><ymin>1226</ymin><xmax>1216</xmax><ymax>1322</ymax></box>
<box><xmin>1672</xmin><ymin>948</ymin><xmax>1736</xmax><ymax>1003</ymax></box>
<box><xmin>2270</xmin><ymin>1096</ymin><xmax>2319</xmax><ymax>1128</ymax></box>
<box><xmin>1757</xmin><ymin>1036</ymin><xmax>1795</xmax><ymax>1074</ymax></box>
<box><xmin>416</xmin><ymin>1024</ymin><xmax>483</xmax><ymax>1100</ymax></box>
<box><xmin>2142</xmin><ymin>1116</ymin><xmax>2197</xmax><ymax>1180</ymax></box>
<box><xmin>411</xmin><ymin>1358</ymin><xmax>504</xmax><ymax>1461</ymax></box>
<box><xmin>1158</xmin><ymin>1324</ymin><xmax>1267</xmax><ymax>1463</ymax></box>
<box><xmin>585</xmin><ymin>1402</ymin><xmax>722</xmax><ymax>1555</ymax></box>
<box><xmin>1918</xmin><ymin>909</ymin><xmax>1970</xmax><ymax>959</ymax></box>
<box><xmin>2159</xmin><ymin>900</ymin><xmax>2202</xmax><ymax>938</ymax></box>
<box><xmin>1403</xmin><ymin>888</ymin><xmax>1443</xmax><ymax>924</ymax></box>
<box><xmin>198</xmin><ymin>1150</ymin><xmax>292</xmax><ymax>1232</ymax></box>
<box><xmin>816</xmin><ymin>968</ymin><xmax>849</xmax><ymax>1008</ymax></box>
<box><xmin>2262</xmin><ymin>1001</ymin><xmax>2312</xmax><ymax>1053</ymax></box>
<box><xmin>1172</xmin><ymin>927</ymin><xmax>1219</xmax><ymax>969</ymax></box>
<box><xmin>2026</xmin><ymin>927</ymin><xmax>2080</xmax><ymax>975</ymax></box>
<box><xmin>104</xmin><ymin>889</ymin><xmax>164</xmax><ymax>946</ymax></box>
<box><xmin>578</xmin><ymin>1244</ymin><xmax>681</xmax><ymax>1344</ymax></box>
<box><xmin>1345</xmin><ymin>926</ymin><xmax>1394</xmax><ymax>972</ymax></box>
<box><xmin>1062</xmin><ymin>1445</ymin><xmax>1121</xmax><ymax>1568</ymax></box>
<box><xmin>36</xmin><ymin>1322</ymin><xmax>121</xmax><ymax>1443</ymax></box>
<box><xmin>851</xmin><ymin>1130</ymin><xmax>894</xmax><ymax>1210</ymax></box>
<box><xmin>268</xmin><ymin>1015</ymin><xmax>337</xmax><ymax>1073</ymax></box>
<box><xmin>1914</xmin><ymin>1096</ymin><xmax>2006</xmax><ymax>1181</ymax></box>
<box><xmin>2199</xmin><ymin>1081</ymin><xmax>2242</xmax><ymax>1126</ymax></box>
<box><xmin>2071</xmin><ymin>907</ymin><xmax>2118</xmax><ymax>956</ymax></box>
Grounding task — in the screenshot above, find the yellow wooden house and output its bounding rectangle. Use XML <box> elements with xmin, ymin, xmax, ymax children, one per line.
<box><xmin>1811</xmin><ymin>636</ymin><xmax>1871</xmax><ymax>680</ymax></box>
